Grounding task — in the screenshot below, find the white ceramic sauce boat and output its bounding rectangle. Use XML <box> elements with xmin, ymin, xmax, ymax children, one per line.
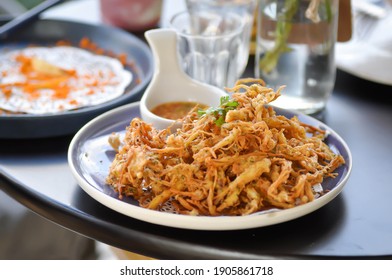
<box><xmin>140</xmin><ymin>28</ymin><xmax>228</xmax><ymax>131</ymax></box>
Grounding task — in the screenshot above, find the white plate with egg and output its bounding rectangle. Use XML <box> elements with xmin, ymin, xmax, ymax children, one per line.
<box><xmin>0</xmin><ymin>19</ymin><xmax>153</xmax><ymax>139</ymax></box>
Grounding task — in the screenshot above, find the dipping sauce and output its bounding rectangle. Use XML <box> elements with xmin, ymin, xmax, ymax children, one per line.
<box><xmin>151</xmin><ymin>101</ymin><xmax>208</xmax><ymax>120</ymax></box>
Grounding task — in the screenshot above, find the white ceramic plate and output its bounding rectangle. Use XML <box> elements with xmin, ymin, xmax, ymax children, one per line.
<box><xmin>68</xmin><ymin>102</ymin><xmax>352</xmax><ymax>231</ymax></box>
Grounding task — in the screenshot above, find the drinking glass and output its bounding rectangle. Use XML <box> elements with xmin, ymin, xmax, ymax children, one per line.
<box><xmin>185</xmin><ymin>0</ymin><xmax>257</xmax><ymax>77</ymax></box>
<box><xmin>255</xmin><ymin>0</ymin><xmax>339</xmax><ymax>114</ymax></box>
<box><xmin>170</xmin><ymin>10</ymin><xmax>246</xmax><ymax>88</ymax></box>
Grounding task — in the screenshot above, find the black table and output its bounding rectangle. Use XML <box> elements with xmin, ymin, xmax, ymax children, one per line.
<box><xmin>1</xmin><ymin>63</ymin><xmax>392</xmax><ymax>259</ymax></box>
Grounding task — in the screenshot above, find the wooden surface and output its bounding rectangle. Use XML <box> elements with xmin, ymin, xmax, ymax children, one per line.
<box><xmin>338</xmin><ymin>0</ymin><xmax>353</xmax><ymax>42</ymax></box>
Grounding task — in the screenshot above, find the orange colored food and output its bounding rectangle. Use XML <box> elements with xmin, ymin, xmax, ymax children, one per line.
<box><xmin>1</xmin><ymin>37</ymin><xmax>141</xmax><ymax>115</ymax></box>
<box><xmin>106</xmin><ymin>79</ymin><xmax>346</xmax><ymax>216</ymax></box>
<box><xmin>0</xmin><ymin>53</ymin><xmax>112</xmax><ymax>101</ymax></box>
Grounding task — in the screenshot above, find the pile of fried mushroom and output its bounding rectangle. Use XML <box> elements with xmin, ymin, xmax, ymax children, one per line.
<box><xmin>106</xmin><ymin>79</ymin><xmax>345</xmax><ymax>216</ymax></box>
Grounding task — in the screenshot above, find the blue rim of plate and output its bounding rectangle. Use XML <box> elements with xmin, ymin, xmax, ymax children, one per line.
<box><xmin>67</xmin><ymin>101</ymin><xmax>352</xmax><ymax>231</ymax></box>
<box><xmin>0</xmin><ymin>19</ymin><xmax>153</xmax><ymax>139</ymax></box>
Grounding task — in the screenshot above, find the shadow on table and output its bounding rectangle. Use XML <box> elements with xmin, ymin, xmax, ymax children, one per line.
<box><xmin>71</xmin><ymin>185</ymin><xmax>347</xmax><ymax>259</ymax></box>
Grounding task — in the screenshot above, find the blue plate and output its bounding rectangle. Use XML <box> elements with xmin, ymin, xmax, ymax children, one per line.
<box><xmin>0</xmin><ymin>19</ymin><xmax>153</xmax><ymax>139</ymax></box>
<box><xmin>68</xmin><ymin>102</ymin><xmax>352</xmax><ymax>230</ymax></box>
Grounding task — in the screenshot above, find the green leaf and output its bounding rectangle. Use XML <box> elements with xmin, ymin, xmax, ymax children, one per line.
<box><xmin>258</xmin><ymin>0</ymin><xmax>298</xmax><ymax>74</ymax></box>
<box><xmin>197</xmin><ymin>96</ymin><xmax>239</xmax><ymax>126</ymax></box>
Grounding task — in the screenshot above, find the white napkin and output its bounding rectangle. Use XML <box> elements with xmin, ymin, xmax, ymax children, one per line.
<box><xmin>336</xmin><ymin>2</ymin><xmax>392</xmax><ymax>85</ymax></box>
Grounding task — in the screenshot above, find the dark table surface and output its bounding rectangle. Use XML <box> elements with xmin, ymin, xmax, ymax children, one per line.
<box><xmin>1</xmin><ymin>55</ymin><xmax>392</xmax><ymax>259</ymax></box>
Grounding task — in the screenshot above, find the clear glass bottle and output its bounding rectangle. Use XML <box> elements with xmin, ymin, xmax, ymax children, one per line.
<box><xmin>255</xmin><ymin>0</ymin><xmax>339</xmax><ymax>114</ymax></box>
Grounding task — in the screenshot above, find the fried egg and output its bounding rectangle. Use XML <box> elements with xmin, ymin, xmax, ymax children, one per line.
<box><xmin>0</xmin><ymin>46</ymin><xmax>132</xmax><ymax>114</ymax></box>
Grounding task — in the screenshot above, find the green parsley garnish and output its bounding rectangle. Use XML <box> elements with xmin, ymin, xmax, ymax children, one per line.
<box><xmin>198</xmin><ymin>96</ymin><xmax>239</xmax><ymax>126</ymax></box>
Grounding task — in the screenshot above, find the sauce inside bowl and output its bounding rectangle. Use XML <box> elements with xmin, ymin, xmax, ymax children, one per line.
<box><xmin>151</xmin><ymin>101</ymin><xmax>208</xmax><ymax>120</ymax></box>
